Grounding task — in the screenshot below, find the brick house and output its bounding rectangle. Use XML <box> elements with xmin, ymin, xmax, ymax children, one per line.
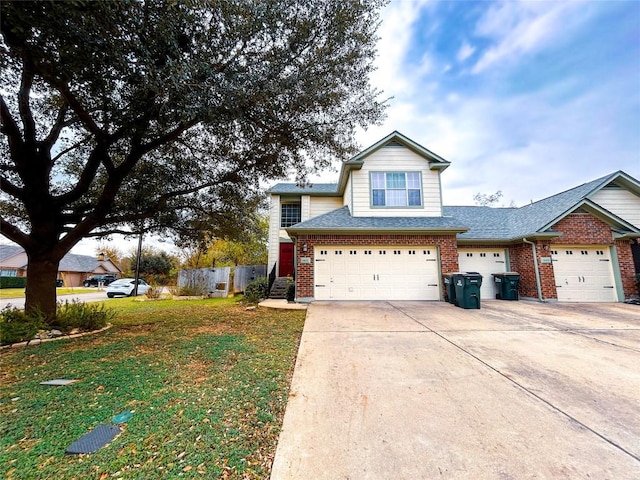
<box><xmin>0</xmin><ymin>246</ymin><xmax>121</xmax><ymax>287</ymax></box>
<box><xmin>267</xmin><ymin>131</ymin><xmax>640</xmax><ymax>303</ymax></box>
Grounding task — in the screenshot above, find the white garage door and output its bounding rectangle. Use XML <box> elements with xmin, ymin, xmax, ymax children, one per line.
<box><xmin>314</xmin><ymin>246</ymin><xmax>440</xmax><ymax>300</ymax></box>
<box><xmin>551</xmin><ymin>247</ymin><xmax>617</xmax><ymax>302</ymax></box>
<box><xmin>457</xmin><ymin>248</ymin><xmax>508</xmax><ymax>300</ymax></box>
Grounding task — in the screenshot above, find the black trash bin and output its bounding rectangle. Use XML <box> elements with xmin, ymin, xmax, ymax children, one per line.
<box><xmin>443</xmin><ymin>273</ymin><xmax>460</xmax><ymax>305</ymax></box>
<box><xmin>492</xmin><ymin>272</ymin><xmax>520</xmax><ymax>300</ymax></box>
<box><xmin>453</xmin><ymin>272</ymin><xmax>483</xmax><ymax>309</ymax></box>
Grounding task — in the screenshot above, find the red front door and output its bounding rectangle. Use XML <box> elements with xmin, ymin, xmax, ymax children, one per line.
<box><xmin>279</xmin><ymin>243</ymin><xmax>294</xmax><ymax>277</ymax></box>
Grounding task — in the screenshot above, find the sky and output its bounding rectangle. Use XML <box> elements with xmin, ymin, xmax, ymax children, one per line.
<box><xmin>6</xmin><ymin>0</ymin><xmax>639</xmax><ymax>258</ymax></box>
<box><xmin>312</xmin><ymin>0</ymin><xmax>640</xmax><ymax>207</ymax></box>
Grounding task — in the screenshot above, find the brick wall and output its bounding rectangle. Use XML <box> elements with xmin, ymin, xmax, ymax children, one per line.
<box><xmin>551</xmin><ymin>214</ymin><xmax>612</xmax><ymax>244</ymax></box>
<box><xmin>508</xmin><ymin>244</ymin><xmax>540</xmax><ymax>299</ymax></box>
<box><xmin>294</xmin><ymin>234</ymin><xmax>459</xmax><ymax>299</ymax></box>
<box><xmin>509</xmin><ymin>213</ymin><xmax>637</xmax><ymax>301</ymax></box>
<box><xmin>616</xmin><ymin>239</ymin><xmax>638</xmax><ymax>298</ymax></box>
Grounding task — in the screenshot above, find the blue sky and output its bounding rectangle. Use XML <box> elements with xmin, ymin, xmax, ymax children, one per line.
<box><xmin>331</xmin><ymin>0</ymin><xmax>640</xmax><ymax>206</ymax></box>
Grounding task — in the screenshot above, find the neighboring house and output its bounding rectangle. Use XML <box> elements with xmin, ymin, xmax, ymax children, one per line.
<box><xmin>267</xmin><ymin>131</ymin><xmax>640</xmax><ymax>303</ymax></box>
<box><xmin>0</xmin><ymin>246</ymin><xmax>122</xmax><ymax>287</ymax></box>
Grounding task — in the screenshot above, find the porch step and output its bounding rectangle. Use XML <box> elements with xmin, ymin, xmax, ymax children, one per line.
<box><xmin>269</xmin><ymin>277</ymin><xmax>292</xmax><ymax>299</ymax></box>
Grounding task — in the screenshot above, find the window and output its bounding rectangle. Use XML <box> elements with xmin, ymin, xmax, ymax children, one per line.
<box><xmin>371</xmin><ymin>172</ymin><xmax>421</xmax><ymax>207</ymax></box>
<box><xmin>280</xmin><ymin>203</ymin><xmax>301</xmax><ymax>227</ymax></box>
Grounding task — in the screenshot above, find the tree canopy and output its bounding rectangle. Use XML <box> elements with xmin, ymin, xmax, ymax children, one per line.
<box><xmin>0</xmin><ymin>0</ymin><xmax>386</xmax><ymax>316</ymax></box>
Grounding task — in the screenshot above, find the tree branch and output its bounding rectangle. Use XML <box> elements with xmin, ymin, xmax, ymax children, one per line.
<box><xmin>0</xmin><ymin>174</ymin><xmax>24</xmax><ymax>199</ymax></box>
<box><xmin>0</xmin><ymin>216</ymin><xmax>31</xmax><ymax>248</ymax></box>
<box><xmin>50</xmin><ymin>134</ymin><xmax>91</xmax><ymax>163</ymax></box>
<box><xmin>0</xmin><ymin>94</ymin><xmax>24</xmax><ymax>164</ymax></box>
<box><xmin>18</xmin><ymin>65</ymin><xmax>36</xmax><ymax>145</ymax></box>
<box><xmin>42</xmin><ymin>101</ymin><xmax>70</xmax><ymax>149</ymax></box>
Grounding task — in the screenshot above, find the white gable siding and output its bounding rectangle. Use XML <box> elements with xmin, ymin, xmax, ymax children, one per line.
<box><xmin>351</xmin><ymin>147</ymin><xmax>442</xmax><ymax>217</ymax></box>
<box><xmin>590</xmin><ymin>188</ymin><xmax>640</xmax><ymax>228</ymax></box>
<box><xmin>301</xmin><ymin>195</ymin><xmax>311</xmax><ymax>221</ymax></box>
<box><xmin>310</xmin><ymin>197</ymin><xmax>343</xmax><ymax>219</ymax></box>
<box><xmin>267</xmin><ymin>194</ymin><xmax>281</xmax><ymax>273</ymax></box>
<box><xmin>343</xmin><ymin>173</ymin><xmax>353</xmax><ymax>212</ymax></box>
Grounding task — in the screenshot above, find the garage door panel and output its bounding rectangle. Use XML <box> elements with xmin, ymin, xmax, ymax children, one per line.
<box><xmin>315</xmin><ymin>246</ymin><xmax>440</xmax><ymax>301</ymax></box>
<box><xmin>551</xmin><ymin>247</ymin><xmax>617</xmax><ymax>302</ymax></box>
<box><xmin>458</xmin><ymin>249</ymin><xmax>508</xmax><ymax>300</ymax></box>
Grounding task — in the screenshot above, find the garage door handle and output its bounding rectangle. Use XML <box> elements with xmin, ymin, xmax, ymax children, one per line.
<box><xmin>599</xmin><ymin>259</ymin><xmax>610</xmax><ymax>262</ymax></box>
<box><xmin>315</xmin><ymin>284</ymin><xmax>325</xmax><ymax>287</ymax></box>
<box><xmin>427</xmin><ymin>284</ymin><xmax>438</xmax><ymax>287</ymax></box>
<box><xmin>603</xmin><ymin>286</ymin><xmax>614</xmax><ymax>288</ymax></box>
<box><xmin>316</xmin><ymin>259</ymin><xmax>325</xmax><ymax>262</ymax></box>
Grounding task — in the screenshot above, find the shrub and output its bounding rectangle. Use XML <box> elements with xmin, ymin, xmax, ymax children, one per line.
<box><xmin>286</xmin><ymin>281</ymin><xmax>295</xmax><ymax>302</ymax></box>
<box><xmin>0</xmin><ymin>306</ymin><xmax>46</xmax><ymax>345</ymax></box>
<box><xmin>53</xmin><ymin>300</ymin><xmax>115</xmax><ymax>332</ymax></box>
<box><xmin>244</xmin><ymin>277</ymin><xmax>268</xmax><ymax>303</ymax></box>
<box><xmin>0</xmin><ymin>276</ymin><xmax>27</xmax><ymax>289</ymax></box>
<box><xmin>145</xmin><ymin>283</ymin><xmax>163</xmax><ymax>299</ymax></box>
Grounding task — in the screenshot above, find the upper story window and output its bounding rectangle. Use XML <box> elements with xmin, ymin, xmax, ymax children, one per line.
<box><xmin>281</xmin><ymin>203</ymin><xmax>301</xmax><ymax>227</ymax></box>
<box><xmin>371</xmin><ymin>171</ymin><xmax>422</xmax><ymax>207</ymax></box>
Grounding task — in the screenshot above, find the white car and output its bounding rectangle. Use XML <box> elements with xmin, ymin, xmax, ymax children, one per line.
<box><xmin>106</xmin><ymin>278</ymin><xmax>150</xmax><ymax>298</ymax></box>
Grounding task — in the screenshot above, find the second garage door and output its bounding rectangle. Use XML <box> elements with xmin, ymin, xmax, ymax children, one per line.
<box><xmin>551</xmin><ymin>247</ymin><xmax>617</xmax><ymax>302</ymax></box>
<box><xmin>314</xmin><ymin>246</ymin><xmax>440</xmax><ymax>301</ymax></box>
<box><xmin>457</xmin><ymin>248</ymin><xmax>508</xmax><ymax>300</ymax></box>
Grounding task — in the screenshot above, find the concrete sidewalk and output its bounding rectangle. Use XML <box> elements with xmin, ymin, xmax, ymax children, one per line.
<box><xmin>270</xmin><ymin>300</ymin><xmax>640</xmax><ymax>479</ymax></box>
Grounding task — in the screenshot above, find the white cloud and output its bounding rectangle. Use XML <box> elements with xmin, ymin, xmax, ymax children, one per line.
<box><xmin>472</xmin><ymin>0</ymin><xmax>591</xmax><ymax>74</ymax></box>
<box><xmin>371</xmin><ymin>0</ymin><xmax>432</xmax><ymax>96</ymax></box>
<box><xmin>456</xmin><ymin>42</ymin><xmax>475</xmax><ymax>62</ymax></box>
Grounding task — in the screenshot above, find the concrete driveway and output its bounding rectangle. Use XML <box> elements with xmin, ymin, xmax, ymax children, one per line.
<box><xmin>270</xmin><ymin>300</ymin><xmax>640</xmax><ymax>479</ymax></box>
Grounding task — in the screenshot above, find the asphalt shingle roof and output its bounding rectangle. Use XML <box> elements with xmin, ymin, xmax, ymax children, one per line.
<box><xmin>288</xmin><ymin>206</ymin><xmax>468</xmax><ymax>232</ymax></box>
<box><xmin>269</xmin><ymin>183</ymin><xmax>339</xmax><ymax>194</ymax></box>
<box><xmin>0</xmin><ymin>244</ymin><xmax>24</xmax><ymax>262</ymax></box>
<box><xmin>445</xmin><ymin>172</ymin><xmax>625</xmax><ymax>240</ymax></box>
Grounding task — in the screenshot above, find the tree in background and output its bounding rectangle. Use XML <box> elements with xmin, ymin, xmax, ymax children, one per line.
<box><xmin>0</xmin><ymin>1</ymin><xmax>386</xmax><ymax>317</ymax></box>
<box><xmin>182</xmin><ymin>215</ymin><xmax>268</xmax><ymax>268</ymax></box>
<box><xmin>128</xmin><ymin>248</ymin><xmax>178</xmax><ymax>285</ymax></box>
<box><xmin>473</xmin><ymin>191</ymin><xmax>517</xmax><ymax>208</ymax></box>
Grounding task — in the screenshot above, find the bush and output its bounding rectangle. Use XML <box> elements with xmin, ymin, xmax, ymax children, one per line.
<box><xmin>145</xmin><ymin>283</ymin><xmax>163</xmax><ymax>299</ymax></box>
<box><xmin>286</xmin><ymin>281</ymin><xmax>295</xmax><ymax>302</ymax></box>
<box><xmin>244</xmin><ymin>277</ymin><xmax>268</xmax><ymax>303</ymax></box>
<box><xmin>53</xmin><ymin>300</ymin><xmax>115</xmax><ymax>332</ymax></box>
<box><xmin>0</xmin><ymin>306</ymin><xmax>46</xmax><ymax>345</ymax></box>
<box><xmin>0</xmin><ymin>276</ymin><xmax>27</xmax><ymax>289</ymax></box>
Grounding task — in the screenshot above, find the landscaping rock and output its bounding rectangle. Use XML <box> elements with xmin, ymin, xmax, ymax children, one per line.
<box><xmin>50</xmin><ymin>329</ymin><xmax>63</xmax><ymax>337</ymax></box>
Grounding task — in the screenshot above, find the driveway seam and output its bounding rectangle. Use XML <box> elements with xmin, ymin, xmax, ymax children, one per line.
<box><xmin>388</xmin><ymin>302</ymin><xmax>640</xmax><ymax>464</ymax></box>
<box><xmin>564</xmin><ymin>330</ymin><xmax>640</xmax><ymax>353</ymax></box>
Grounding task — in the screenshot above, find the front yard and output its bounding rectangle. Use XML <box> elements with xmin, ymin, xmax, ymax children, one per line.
<box><xmin>0</xmin><ymin>297</ymin><xmax>305</xmax><ymax>479</ymax></box>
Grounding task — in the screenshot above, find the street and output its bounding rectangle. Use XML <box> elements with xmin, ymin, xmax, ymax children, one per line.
<box><xmin>0</xmin><ymin>290</ymin><xmax>111</xmax><ymax>311</ymax></box>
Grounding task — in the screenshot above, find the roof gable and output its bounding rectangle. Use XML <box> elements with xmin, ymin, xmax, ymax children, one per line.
<box><xmin>347</xmin><ymin>131</ymin><xmax>450</xmax><ymax>171</ymax></box>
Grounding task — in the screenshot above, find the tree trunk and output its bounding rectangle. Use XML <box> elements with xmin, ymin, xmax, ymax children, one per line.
<box><xmin>24</xmin><ymin>254</ymin><xmax>60</xmax><ymax>320</ymax></box>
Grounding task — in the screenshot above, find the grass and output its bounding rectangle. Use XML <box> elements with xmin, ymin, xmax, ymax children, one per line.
<box><xmin>0</xmin><ymin>296</ymin><xmax>306</xmax><ymax>479</ymax></box>
<box><xmin>0</xmin><ymin>288</ymin><xmax>94</xmax><ymax>299</ymax></box>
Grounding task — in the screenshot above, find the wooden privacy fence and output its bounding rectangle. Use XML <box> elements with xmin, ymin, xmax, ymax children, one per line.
<box><xmin>233</xmin><ymin>265</ymin><xmax>267</xmax><ymax>293</ymax></box>
<box><xmin>177</xmin><ymin>267</ymin><xmax>231</xmax><ymax>297</ymax></box>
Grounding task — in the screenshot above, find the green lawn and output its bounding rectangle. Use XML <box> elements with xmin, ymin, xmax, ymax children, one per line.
<box><xmin>0</xmin><ymin>297</ymin><xmax>306</xmax><ymax>479</ymax></box>
<box><xmin>0</xmin><ymin>288</ymin><xmax>95</xmax><ymax>299</ymax></box>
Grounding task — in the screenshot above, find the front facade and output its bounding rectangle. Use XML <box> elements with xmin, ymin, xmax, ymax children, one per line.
<box><xmin>268</xmin><ymin>132</ymin><xmax>640</xmax><ymax>303</ymax></box>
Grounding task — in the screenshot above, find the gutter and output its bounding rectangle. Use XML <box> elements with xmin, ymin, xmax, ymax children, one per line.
<box><xmin>522</xmin><ymin>237</ymin><xmax>544</xmax><ymax>302</ymax></box>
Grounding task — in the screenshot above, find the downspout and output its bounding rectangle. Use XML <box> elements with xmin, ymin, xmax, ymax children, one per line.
<box><xmin>522</xmin><ymin>237</ymin><xmax>544</xmax><ymax>302</ymax></box>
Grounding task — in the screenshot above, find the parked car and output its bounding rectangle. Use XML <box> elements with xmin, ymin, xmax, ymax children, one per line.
<box><xmin>106</xmin><ymin>278</ymin><xmax>150</xmax><ymax>298</ymax></box>
<box><xmin>83</xmin><ymin>274</ymin><xmax>117</xmax><ymax>287</ymax></box>
<box><xmin>56</xmin><ymin>279</ymin><xmax>63</xmax><ymax>287</ymax></box>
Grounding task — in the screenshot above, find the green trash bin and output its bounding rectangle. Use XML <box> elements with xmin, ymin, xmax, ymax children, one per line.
<box><xmin>492</xmin><ymin>272</ymin><xmax>520</xmax><ymax>300</ymax></box>
<box><xmin>443</xmin><ymin>273</ymin><xmax>460</xmax><ymax>305</ymax></box>
<box><xmin>453</xmin><ymin>272</ymin><xmax>483</xmax><ymax>309</ymax></box>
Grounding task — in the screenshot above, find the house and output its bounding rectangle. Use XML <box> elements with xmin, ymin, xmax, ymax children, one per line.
<box><xmin>267</xmin><ymin>131</ymin><xmax>640</xmax><ymax>303</ymax></box>
<box><xmin>0</xmin><ymin>246</ymin><xmax>122</xmax><ymax>287</ymax></box>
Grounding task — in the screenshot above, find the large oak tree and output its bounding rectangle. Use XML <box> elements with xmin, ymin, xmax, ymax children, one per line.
<box><xmin>0</xmin><ymin>0</ymin><xmax>386</xmax><ymax>317</ymax></box>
